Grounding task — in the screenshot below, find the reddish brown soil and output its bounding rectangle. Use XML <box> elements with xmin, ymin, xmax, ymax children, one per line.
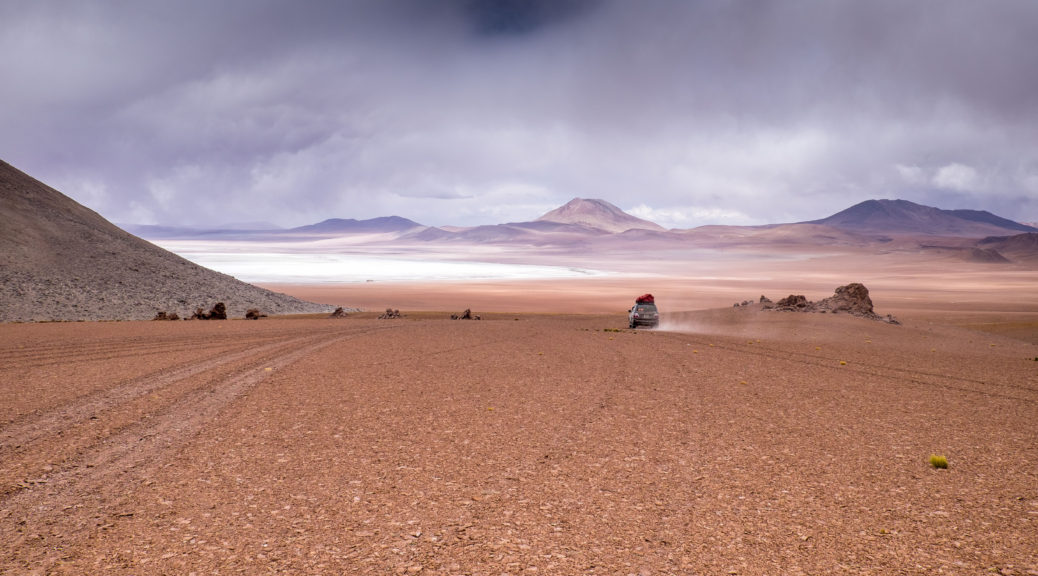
<box><xmin>2</xmin><ymin>308</ymin><xmax>1036</xmax><ymax>575</ymax></box>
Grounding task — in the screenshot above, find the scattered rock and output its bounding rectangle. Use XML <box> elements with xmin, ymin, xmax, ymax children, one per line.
<box><xmin>329</xmin><ymin>307</ymin><xmax>349</xmax><ymax>319</ymax></box>
<box><xmin>379</xmin><ymin>308</ymin><xmax>403</xmax><ymax>319</ymax></box>
<box><xmin>191</xmin><ymin>302</ymin><xmax>227</xmax><ymax>320</ymax></box>
<box><xmin>152</xmin><ymin>311</ymin><xmax>180</xmax><ymax>321</ymax></box>
<box><xmin>451</xmin><ymin>308</ymin><xmax>481</xmax><ymax>320</ymax></box>
<box><xmin>245</xmin><ymin>308</ymin><xmax>266</xmax><ymax>320</ymax></box>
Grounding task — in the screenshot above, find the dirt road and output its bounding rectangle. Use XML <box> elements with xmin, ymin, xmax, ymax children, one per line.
<box><xmin>2</xmin><ymin>312</ymin><xmax>1036</xmax><ymax>574</ymax></box>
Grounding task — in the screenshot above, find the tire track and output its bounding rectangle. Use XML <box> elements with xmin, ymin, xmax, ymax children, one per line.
<box><xmin>654</xmin><ymin>330</ymin><xmax>1038</xmax><ymax>404</ymax></box>
<box><xmin>0</xmin><ymin>324</ymin><xmax>398</xmax><ymax>501</ymax></box>
<box><xmin>0</xmin><ymin>325</ymin><xmax>378</xmax><ymax>572</ymax></box>
<box><xmin>0</xmin><ymin>335</ymin><xmax>307</xmax><ymax>458</ymax></box>
<box><xmin>0</xmin><ymin>332</ymin><xmax>289</xmax><ymax>369</ymax></box>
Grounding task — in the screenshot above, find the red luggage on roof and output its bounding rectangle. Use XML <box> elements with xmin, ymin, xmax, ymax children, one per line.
<box><xmin>635</xmin><ymin>293</ymin><xmax>654</xmax><ymax>304</ymax></box>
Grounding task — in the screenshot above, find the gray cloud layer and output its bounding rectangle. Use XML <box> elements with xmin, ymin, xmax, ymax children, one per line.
<box><xmin>2</xmin><ymin>0</ymin><xmax>1036</xmax><ymax>228</ymax></box>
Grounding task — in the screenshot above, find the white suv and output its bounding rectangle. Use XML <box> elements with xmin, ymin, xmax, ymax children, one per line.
<box><xmin>628</xmin><ymin>302</ymin><xmax>659</xmax><ymax>328</ymax></box>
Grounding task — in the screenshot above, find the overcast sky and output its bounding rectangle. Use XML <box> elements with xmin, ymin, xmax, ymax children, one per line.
<box><xmin>3</xmin><ymin>0</ymin><xmax>1037</xmax><ymax>229</ymax></box>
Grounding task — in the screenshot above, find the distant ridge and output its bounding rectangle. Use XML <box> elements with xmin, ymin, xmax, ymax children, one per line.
<box><xmin>977</xmin><ymin>232</ymin><xmax>1038</xmax><ymax>262</ymax></box>
<box><xmin>130</xmin><ymin>197</ymin><xmax>1035</xmax><ymax>245</ymax></box>
<box><xmin>122</xmin><ymin>195</ymin><xmax>1038</xmax><ymax>261</ymax></box>
<box><xmin>945</xmin><ymin>208</ymin><xmax>1037</xmax><ymax>232</ymax></box>
<box><xmin>123</xmin><ymin>221</ymin><xmax>283</xmax><ymax>239</ymax></box>
<box><xmin>536</xmin><ymin>198</ymin><xmax>665</xmax><ymax>233</ymax></box>
<box><xmin>812</xmin><ymin>199</ymin><xmax>1038</xmax><ymax>237</ymax></box>
<box><xmin>0</xmin><ymin>159</ymin><xmax>332</xmax><ymax>322</ymax></box>
<box><xmin>291</xmin><ymin>216</ymin><xmax>423</xmax><ymax>234</ymax></box>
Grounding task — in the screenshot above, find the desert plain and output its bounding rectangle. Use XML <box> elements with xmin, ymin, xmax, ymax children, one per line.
<box><xmin>2</xmin><ymin>256</ymin><xmax>1038</xmax><ymax>575</ymax></box>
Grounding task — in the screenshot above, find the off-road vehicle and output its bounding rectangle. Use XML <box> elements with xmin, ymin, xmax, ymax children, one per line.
<box><xmin>628</xmin><ymin>294</ymin><xmax>659</xmax><ymax>328</ymax></box>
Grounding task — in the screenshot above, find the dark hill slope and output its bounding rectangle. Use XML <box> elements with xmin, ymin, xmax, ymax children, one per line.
<box><xmin>0</xmin><ymin>159</ymin><xmax>331</xmax><ymax>322</ymax></box>
<box><xmin>946</xmin><ymin>209</ymin><xmax>1037</xmax><ymax>233</ymax></box>
<box><xmin>977</xmin><ymin>232</ymin><xmax>1038</xmax><ymax>262</ymax></box>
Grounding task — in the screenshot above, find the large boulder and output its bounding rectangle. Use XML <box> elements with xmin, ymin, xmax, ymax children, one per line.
<box><xmin>209</xmin><ymin>302</ymin><xmax>227</xmax><ymax>320</ymax></box>
<box><xmin>191</xmin><ymin>302</ymin><xmax>228</xmax><ymax>320</ymax></box>
<box><xmin>815</xmin><ymin>282</ymin><xmax>874</xmax><ymax>315</ymax></box>
<box><xmin>776</xmin><ymin>294</ymin><xmax>809</xmax><ymax>309</ymax></box>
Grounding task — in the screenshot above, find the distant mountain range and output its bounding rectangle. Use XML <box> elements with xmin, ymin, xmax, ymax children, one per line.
<box><xmin>4</xmin><ymin>155</ymin><xmax>1038</xmax><ymax>321</ymax></box>
<box><xmin>122</xmin><ymin>195</ymin><xmax>1038</xmax><ymax>267</ymax></box>
<box><xmin>0</xmin><ymin>159</ymin><xmax>332</xmax><ymax>322</ymax></box>
<box><xmin>128</xmin><ymin>197</ymin><xmax>1037</xmax><ymax>243</ymax></box>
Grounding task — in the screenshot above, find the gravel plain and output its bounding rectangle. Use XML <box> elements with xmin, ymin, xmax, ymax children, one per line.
<box><xmin>1</xmin><ymin>309</ymin><xmax>1036</xmax><ymax>575</ymax></box>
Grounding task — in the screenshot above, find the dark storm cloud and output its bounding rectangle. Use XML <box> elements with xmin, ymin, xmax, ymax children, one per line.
<box><xmin>462</xmin><ymin>0</ymin><xmax>597</xmax><ymax>36</ymax></box>
<box><xmin>1</xmin><ymin>0</ymin><xmax>1036</xmax><ymax>228</ymax></box>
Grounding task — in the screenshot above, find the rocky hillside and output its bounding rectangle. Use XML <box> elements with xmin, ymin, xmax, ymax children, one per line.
<box><xmin>0</xmin><ymin>160</ymin><xmax>333</xmax><ymax>322</ymax></box>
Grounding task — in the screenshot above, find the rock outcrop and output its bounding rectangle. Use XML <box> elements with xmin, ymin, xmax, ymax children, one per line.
<box><xmin>763</xmin><ymin>283</ymin><xmax>898</xmax><ymax>323</ymax></box>
<box><xmin>814</xmin><ymin>283</ymin><xmax>874</xmax><ymax>316</ymax></box>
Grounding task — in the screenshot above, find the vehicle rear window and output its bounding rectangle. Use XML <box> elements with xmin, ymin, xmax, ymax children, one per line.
<box><xmin>636</xmin><ymin>305</ymin><xmax>657</xmax><ymax>312</ymax></box>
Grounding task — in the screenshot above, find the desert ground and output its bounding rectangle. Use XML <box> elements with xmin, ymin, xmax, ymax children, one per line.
<box><xmin>2</xmin><ymin>269</ymin><xmax>1037</xmax><ymax>575</ymax></box>
<box><xmin>267</xmin><ymin>248</ymin><xmax>1038</xmax><ymax>318</ymax></box>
